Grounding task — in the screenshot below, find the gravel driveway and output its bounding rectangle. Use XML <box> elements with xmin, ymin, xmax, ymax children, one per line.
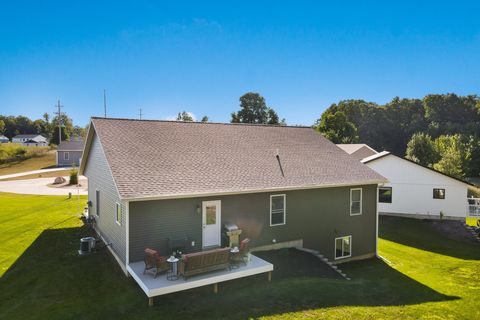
<box><xmin>0</xmin><ymin>176</ymin><xmax>88</xmax><ymax>196</ymax></box>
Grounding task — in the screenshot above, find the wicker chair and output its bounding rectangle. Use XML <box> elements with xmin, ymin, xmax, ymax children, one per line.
<box><xmin>230</xmin><ymin>238</ymin><xmax>250</xmax><ymax>265</ymax></box>
<box><xmin>143</xmin><ymin>248</ymin><xmax>169</xmax><ymax>278</ymax></box>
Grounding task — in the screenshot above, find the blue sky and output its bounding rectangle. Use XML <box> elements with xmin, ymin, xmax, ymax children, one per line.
<box><xmin>1</xmin><ymin>1</ymin><xmax>479</xmax><ymax>126</ymax></box>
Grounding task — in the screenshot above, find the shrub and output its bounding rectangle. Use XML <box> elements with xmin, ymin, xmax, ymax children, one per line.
<box><xmin>69</xmin><ymin>167</ymin><xmax>78</xmax><ymax>185</ymax></box>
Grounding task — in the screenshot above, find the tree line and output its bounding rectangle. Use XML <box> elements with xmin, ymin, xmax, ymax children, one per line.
<box><xmin>0</xmin><ymin>112</ymin><xmax>86</xmax><ymax>145</ymax></box>
<box><xmin>2</xmin><ymin>92</ymin><xmax>478</xmax><ymax>178</ymax></box>
<box><xmin>314</xmin><ymin>94</ymin><xmax>480</xmax><ymax>178</ymax></box>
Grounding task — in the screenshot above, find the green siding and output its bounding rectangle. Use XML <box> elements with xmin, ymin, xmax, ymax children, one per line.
<box><xmin>84</xmin><ymin>133</ymin><xmax>126</xmax><ymax>264</ymax></box>
<box><xmin>129</xmin><ymin>185</ymin><xmax>377</xmax><ymax>262</ymax></box>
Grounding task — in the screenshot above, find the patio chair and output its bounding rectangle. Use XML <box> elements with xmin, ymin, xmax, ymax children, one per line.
<box><xmin>143</xmin><ymin>248</ymin><xmax>169</xmax><ymax>278</ymax></box>
<box><xmin>230</xmin><ymin>238</ymin><xmax>250</xmax><ymax>265</ymax></box>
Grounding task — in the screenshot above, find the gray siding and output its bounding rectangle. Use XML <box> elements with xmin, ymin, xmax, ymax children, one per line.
<box><xmin>84</xmin><ymin>133</ymin><xmax>126</xmax><ymax>264</ymax></box>
<box><xmin>129</xmin><ymin>185</ymin><xmax>377</xmax><ymax>262</ymax></box>
<box><xmin>57</xmin><ymin>150</ymin><xmax>83</xmax><ymax>166</ymax></box>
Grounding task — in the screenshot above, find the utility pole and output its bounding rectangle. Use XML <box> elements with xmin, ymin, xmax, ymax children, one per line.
<box><xmin>103</xmin><ymin>89</ymin><xmax>107</xmax><ymax>118</ymax></box>
<box><xmin>54</xmin><ymin>100</ymin><xmax>64</xmax><ymax>144</ymax></box>
<box><xmin>139</xmin><ymin>108</ymin><xmax>143</xmax><ymax>120</ymax></box>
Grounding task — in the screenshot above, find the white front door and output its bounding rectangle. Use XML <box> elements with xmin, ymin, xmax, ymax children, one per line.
<box><xmin>202</xmin><ymin>200</ymin><xmax>221</xmax><ymax>248</ymax></box>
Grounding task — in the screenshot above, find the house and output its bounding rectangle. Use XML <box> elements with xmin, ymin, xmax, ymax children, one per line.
<box><xmin>57</xmin><ymin>139</ymin><xmax>84</xmax><ymax>166</ymax></box>
<box><xmin>12</xmin><ymin>134</ymin><xmax>48</xmax><ymax>146</ymax></box>
<box><xmin>79</xmin><ymin>117</ymin><xmax>386</xmax><ymax>301</ymax></box>
<box><xmin>0</xmin><ymin>135</ymin><xmax>9</xmax><ymax>143</ymax></box>
<box><xmin>337</xmin><ymin>144</ymin><xmax>378</xmax><ymax>160</ymax></box>
<box><xmin>362</xmin><ymin>151</ymin><xmax>471</xmax><ymax>220</ymax></box>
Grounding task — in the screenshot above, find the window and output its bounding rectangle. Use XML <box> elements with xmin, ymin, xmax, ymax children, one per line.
<box><xmin>350</xmin><ymin>188</ymin><xmax>362</xmax><ymax>215</ymax></box>
<box><xmin>433</xmin><ymin>188</ymin><xmax>445</xmax><ymax>199</ymax></box>
<box><xmin>64</xmin><ymin>152</ymin><xmax>70</xmax><ymax>161</ymax></box>
<box><xmin>270</xmin><ymin>194</ymin><xmax>286</xmax><ymax>226</ymax></box>
<box><xmin>335</xmin><ymin>236</ymin><xmax>352</xmax><ymax>259</ymax></box>
<box><xmin>379</xmin><ymin>187</ymin><xmax>392</xmax><ymax>203</ymax></box>
<box><xmin>95</xmin><ymin>190</ymin><xmax>100</xmax><ymax>216</ymax></box>
<box><xmin>115</xmin><ymin>202</ymin><xmax>122</xmax><ymax>225</ymax></box>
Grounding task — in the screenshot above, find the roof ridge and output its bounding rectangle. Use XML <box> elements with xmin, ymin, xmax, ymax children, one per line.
<box><xmin>90</xmin><ymin>116</ymin><xmax>311</xmax><ymax>129</ymax></box>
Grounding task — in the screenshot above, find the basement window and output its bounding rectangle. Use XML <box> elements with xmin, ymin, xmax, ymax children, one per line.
<box><xmin>379</xmin><ymin>187</ymin><xmax>392</xmax><ymax>203</ymax></box>
<box><xmin>270</xmin><ymin>194</ymin><xmax>286</xmax><ymax>226</ymax></box>
<box><xmin>433</xmin><ymin>188</ymin><xmax>445</xmax><ymax>199</ymax></box>
<box><xmin>350</xmin><ymin>188</ymin><xmax>362</xmax><ymax>215</ymax></box>
<box><xmin>335</xmin><ymin>236</ymin><xmax>352</xmax><ymax>260</ymax></box>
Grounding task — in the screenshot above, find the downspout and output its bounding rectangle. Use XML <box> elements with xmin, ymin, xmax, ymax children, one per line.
<box><xmin>126</xmin><ymin>200</ymin><xmax>130</xmax><ymax>276</ymax></box>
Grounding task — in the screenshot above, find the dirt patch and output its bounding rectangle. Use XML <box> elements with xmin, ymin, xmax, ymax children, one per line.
<box><xmin>254</xmin><ymin>248</ymin><xmax>343</xmax><ymax>280</ymax></box>
<box><xmin>428</xmin><ymin>219</ymin><xmax>479</xmax><ymax>244</ymax></box>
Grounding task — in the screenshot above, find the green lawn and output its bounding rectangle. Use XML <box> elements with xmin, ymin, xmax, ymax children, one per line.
<box><xmin>0</xmin><ymin>193</ymin><xmax>479</xmax><ymax>319</ymax></box>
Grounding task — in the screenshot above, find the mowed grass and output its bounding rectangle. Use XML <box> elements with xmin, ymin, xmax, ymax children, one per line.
<box><xmin>0</xmin><ymin>150</ymin><xmax>56</xmax><ymax>175</ymax></box>
<box><xmin>0</xmin><ymin>193</ymin><xmax>479</xmax><ymax>319</ymax></box>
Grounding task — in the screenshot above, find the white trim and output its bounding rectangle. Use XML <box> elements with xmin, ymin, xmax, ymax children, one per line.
<box><xmin>80</xmin><ymin>120</ymin><xmax>123</xmax><ymax>199</ymax></box>
<box><xmin>64</xmin><ymin>151</ymin><xmax>70</xmax><ymax>161</ymax></box>
<box><xmin>350</xmin><ymin>188</ymin><xmax>363</xmax><ymax>216</ymax></box>
<box><xmin>334</xmin><ymin>235</ymin><xmax>352</xmax><ymax>260</ymax></box>
<box><xmin>126</xmin><ymin>255</ymin><xmax>273</xmax><ymax>298</ymax></box>
<box><xmin>123</xmin><ymin>180</ymin><xmax>386</xmax><ymax>202</ymax></box>
<box><xmin>378</xmin><ymin>186</ymin><xmax>393</xmax><ymax>203</ymax></box>
<box><xmin>202</xmin><ymin>200</ymin><xmax>221</xmax><ymax>248</ymax></box>
<box><xmin>125</xmin><ymin>200</ymin><xmax>130</xmax><ymax>267</ymax></box>
<box><xmin>115</xmin><ymin>202</ymin><xmax>122</xmax><ymax>226</ymax></box>
<box><xmin>270</xmin><ymin>194</ymin><xmax>286</xmax><ymax>226</ymax></box>
<box><xmin>375</xmin><ymin>185</ymin><xmax>379</xmax><ymax>257</ymax></box>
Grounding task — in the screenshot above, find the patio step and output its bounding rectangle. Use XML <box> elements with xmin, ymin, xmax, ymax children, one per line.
<box><xmin>301</xmin><ymin>247</ymin><xmax>351</xmax><ymax>281</ymax></box>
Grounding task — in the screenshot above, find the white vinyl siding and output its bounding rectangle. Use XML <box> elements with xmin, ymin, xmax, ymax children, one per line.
<box><xmin>335</xmin><ymin>235</ymin><xmax>352</xmax><ymax>260</ymax></box>
<box><xmin>350</xmin><ymin>188</ymin><xmax>362</xmax><ymax>215</ymax></box>
<box><xmin>270</xmin><ymin>194</ymin><xmax>286</xmax><ymax>226</ymax></box>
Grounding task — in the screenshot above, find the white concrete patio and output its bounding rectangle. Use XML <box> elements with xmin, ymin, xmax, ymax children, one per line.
<box><xmin>127</xmin><ymin>254</ymin><xmax>273</xmax><ymax>300</ymax></box>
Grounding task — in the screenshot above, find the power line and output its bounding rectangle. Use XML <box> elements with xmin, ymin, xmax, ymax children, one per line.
<box><xmin>54</xmin><ymin>100</ymin><xmax>64</xmax><ymax>144</ymax></box>
<box><xmin>138</xmin><ymin>108</ymin><xmax>143</xmax><ymax>120</ymax></box>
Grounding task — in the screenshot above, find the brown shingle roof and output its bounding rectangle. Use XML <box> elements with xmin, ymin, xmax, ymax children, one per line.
<box><xmin>85</xmin><ymin>118</ymin><xmax>386</xmax><ymax>200</ymax></box>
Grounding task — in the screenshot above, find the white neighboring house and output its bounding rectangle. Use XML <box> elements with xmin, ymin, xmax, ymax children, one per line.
<box><xmin>337</xmin><ymin>144</ymin><xmax>378</xmax><ymax>160</ymax></box>
<box><xmin>362</xmin><ymin>151</ymin><xmax>471</xmax><ymax>220</ymax></box>
<box><xmin>0</xmin><ymin>135</ymin><xmax>9</xmax><ymax>143</ymax></box>
<box><xmin>12</xmin><ymin>134</ymin><xmax>48</xmax><ymax>146</ymax></box>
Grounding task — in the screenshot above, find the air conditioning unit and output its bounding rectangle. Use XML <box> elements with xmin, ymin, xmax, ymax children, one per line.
<box><xmin>78</xmin><ymin>236</ymin><xmax>96</xmax><ymax>255</ymax></box>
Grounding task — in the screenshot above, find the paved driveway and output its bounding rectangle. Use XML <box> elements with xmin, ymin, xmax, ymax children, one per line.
<box><xmin>0</xmin><ymin>176</ymin><xmax>87</xmax><ymax>196</ymax></box>
<box><xmin>0</xmin><ymin>167</ymin><xmax>71</xmax><ymax>180</ymax></box>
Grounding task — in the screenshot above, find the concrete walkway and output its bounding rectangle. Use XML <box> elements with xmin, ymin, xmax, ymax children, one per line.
<box><xmin>0</xmin><ymin>176</ymin><xmax>87</xmax><ymax>195</ymax></box>
<box><xmin>0</xmin><ymin>167</ymin><xmax>71</xmax><ymax>180</ymax></box>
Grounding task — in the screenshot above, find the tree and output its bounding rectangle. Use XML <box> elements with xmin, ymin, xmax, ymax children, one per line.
<box><xmin>51</xmin><ymin>113</ymin><xmax>74</xmax><ymax>140</ymax></box>
<box><xmin>72</xmin><ymin>125</ymin><xmax>87</xmax><ymax>139</ymax></box>
<box><xmin>231</xmin><ymin>92</ymin><xmax>283</xmax><ymax>124</ymax></box>
<box><xmin>433</xmin><ymin>149</ymin><xmax>464</xmax><ymax>178</ymax></box>
<box><xmin>315</xmin><ymin>111</ymin><xmax>359</xmax><ymax>143</ymax></box>
<box><xmin>0</xmin><ymin>120</ymin><xmax>4</xmax><ymax>134</ymax></box>
<box><xmin>433</xmin><ymin>134</ymin><xmax>466</xmax><ymax>177</ymax></box>
<box><xmin>201</xmin><ymin>116</ymin><xmax>209</xmax><ymax>122</ymax></box>
<box><xmin>176</xmin><ymin>111</ymin><xmax>194</xmax><ymax>122</ymax></box>
<box><xmin>50</xmin><ymin>126</ymin><xmax>69</xmax><ymax>145</ymax></box>
<box><xmin>405</xmin><ymin>133</ymin><xmax>439</xmax><ymax>167</ymax></box>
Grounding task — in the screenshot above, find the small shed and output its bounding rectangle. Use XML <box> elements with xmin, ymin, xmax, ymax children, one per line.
<box><xmin>57</xmin><ymin>139</ymin><xmax>84</xmax><ymax>167</ymax></box>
